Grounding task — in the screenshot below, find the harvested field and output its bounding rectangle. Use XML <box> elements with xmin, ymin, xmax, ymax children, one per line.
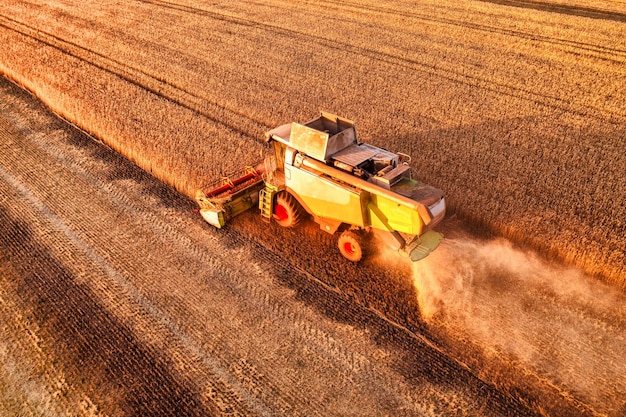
<box><xmin>0</xmin><ymin>0</ymin><xmax>624</xmax><ymax>284</ymax></box>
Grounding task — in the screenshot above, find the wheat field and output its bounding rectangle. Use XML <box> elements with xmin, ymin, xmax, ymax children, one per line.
<box><xmin>0</xmin><ymin>0</ymin><xmax>624</xmax><ymax>284</ymax></box>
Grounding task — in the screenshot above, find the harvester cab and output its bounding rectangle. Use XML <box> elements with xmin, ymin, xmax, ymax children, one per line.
<box><xmin>196</xmin><ymin>112</ymin><xmax>446</xmax><ymax>262</ymax></box>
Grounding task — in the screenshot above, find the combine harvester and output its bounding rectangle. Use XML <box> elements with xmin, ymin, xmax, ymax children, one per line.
<box><xmin>196</xmin><ymin>112</ymin><xmax>446</xmax><ymax>262</ymax></box>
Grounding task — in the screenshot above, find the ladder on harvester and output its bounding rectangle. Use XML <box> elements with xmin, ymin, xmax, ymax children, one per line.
<box><xmin>259</xmin><ymin>156</ymin><xmax>282</xmax><ymax>222</ymax></box>
<box><xmin>259</xmin><ymin>184</ymin><xmax>278</xmax><ymax>222</ymax></box>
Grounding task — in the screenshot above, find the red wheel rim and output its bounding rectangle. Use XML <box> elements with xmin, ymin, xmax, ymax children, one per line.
<box><xmin>343</xmin><ymin>242</ymin><xmax>355</xmax><ymax>255</ymax></box>
<box><xmin>274</xmin><ymin>204</ymin><xmax>288</xmax><ymax>221</ymax></box>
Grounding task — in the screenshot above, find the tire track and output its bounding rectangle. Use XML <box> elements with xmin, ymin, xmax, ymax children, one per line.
<box><xmin>0</xmin><ymin>179</ymin><xmax>211</xmax><ymax>416</ymax></box>
<box><xmin>0</xmin><ymin>127</ymin><xmax>267</xmax><ymax>416</ymax></box>
<box><xmin>0</xmin><ymin>13</ymin><xmax>269</xmax><ymax>141</ymax></box>
<box><xmin>3</xmin><ymin>0</ymin><xmax>622</xmax><ymax>135</ymax></box>
<box><xmin>307</xmin><ymin>0</ymin><xmax>626</xmax><ymax>58</ymax></box>
<box><xmin>134</xmin><ymin>0</ymin><xmax>625</xmax><ymax>123</ymax></box>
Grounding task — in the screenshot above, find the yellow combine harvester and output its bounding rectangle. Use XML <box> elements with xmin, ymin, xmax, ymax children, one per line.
<box><xmin>196</xmin><ymin>112</ymin><xmax>446</xmax><ymax>262</ymax></box>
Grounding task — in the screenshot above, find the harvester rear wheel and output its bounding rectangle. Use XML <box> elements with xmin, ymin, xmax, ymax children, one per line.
<box><xmin>338</xmin><ymin>231</ymin><xmax>363</xmax><ymax>262</ymax></box>
<box><xmin>274</xmin><ymin>191</ymin><xmax>302</xmax><ymax>228</ymax></box>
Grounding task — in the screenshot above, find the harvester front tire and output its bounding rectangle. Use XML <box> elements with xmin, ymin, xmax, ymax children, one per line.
<box><xmin>274</xmin><ymin>192</ymin><xmax>302</xmax><ymax>228</ymax></box>
<box><xmin>338</xmin><ymin>231</ymin><xmax>363</xmax><ymax>262</ymax></box>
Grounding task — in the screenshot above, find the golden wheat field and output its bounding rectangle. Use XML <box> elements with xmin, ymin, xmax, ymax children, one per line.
<box><xmin>0</xmin><ymin>0</ymin><xmax>624</xmax><ymax>284</ymax></box>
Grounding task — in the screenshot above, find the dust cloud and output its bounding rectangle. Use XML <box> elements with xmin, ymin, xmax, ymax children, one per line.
<box><xmin>410</xmin><ymin>236</ymin><xmax>626</xmax><ymax>414</ymax></box>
